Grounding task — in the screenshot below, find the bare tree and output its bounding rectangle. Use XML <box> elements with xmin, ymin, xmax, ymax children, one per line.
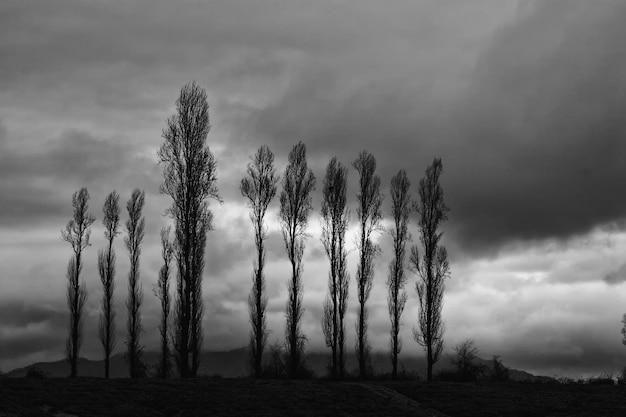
<box><xmin>61</xmin><ymin>187</ymin><xmax>95</xmax><ymax>378</ymax></box>
<box><xmin>241</xmin><ymin>145</ymin><xmax>279</xmax><ymax>378</ymax></box>
<box><xmin>154</xmin><ymin>226</ymin><xmax>173</xmax><ymax>378</ymax></box>
<box><xmin>336</xmin><ymin>216</ymin><xmax>349</xmax><ymax>379</ymax></box>
<box><xmin>320</xmin><ymin>157</ymin><xmax>349</xmax><ymax>379</ymax></box>
<box><xmin>125</xmin><ymin>189</ymin><xmax>146</xmax><ymax>378</ymax></box>
<box><xmin>279</xmin><ymin>141</ymin><xmax>316</xmax><ymax>378</ymax></box>
<box><xmin>387</xmin><ymin>170</ymin><xmax>411</xmax><ymax>379</ymax></box>
<box><xmin>158</xmin><ymin>81</ymin><xmax>221</xmax><ymax>378</ymax></box>
<box><xmin>450</xmin><ymin>339</ymin><xmax>486</xmax><ymax>382</ymax></box>
<box><xmin>352</xmin><ymin>150</ymin><xmax>383</xmax><ymax>378</ymax></box>
<box><xmin>98</xmin><ymin>191</ymin><xmax>120</xmax><ymax>379</ymax></box>
<box><xmin>410</xmin><ymin>158</ymin><xmax>450</xmax><ymax>381</ymax></box>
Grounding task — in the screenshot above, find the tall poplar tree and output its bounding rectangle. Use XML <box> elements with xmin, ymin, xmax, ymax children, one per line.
<box><xmin>320</xmin><ymin>157</ymin><xmax>349</xmax><ymax>379</ymax></box>
<box><xmin>240</xmin><ymin>145</ymin><xmax>278</xmax><ymax>377</ymax></box>
<box><xmin>279</xmin><ymin>142</ymin><xmax>316</xmax><ymax>378</ymax></box>
<box><xmin>353</xmin><ymin>150</ymin><xmax>383</xmax><ymax>378</ymax></box>
<box><xmin>410</xmin><ymin>158</ymin><xmax>450</xmax><ymax>381</ymax></box>
<box><xmin>98</xmin><ymin>191</ymin><xmax>120</xmax><ymax>379</ymax></box>
<box><xmin>61</xmin><ymin>187</ymin><xmax>95</xmax><ymax>378</ymax></box>
<box><xmin>386</xmin><ymin>170</ymin><xmax>411</xmax><ymax>379</ymax></box>
<box><xmin>158</xmin><ymin>81</ymin><xmax>221</xmax><ymax>378</ymax></box>
<box><xmin>125</xmin><ymin>189</ymin><xmax>145</xmax><ymax>378</ymax></box>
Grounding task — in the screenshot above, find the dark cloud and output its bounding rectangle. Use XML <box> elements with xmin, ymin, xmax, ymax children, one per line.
<box><xmin>0</xmin><ymin>301</ymin><xmax>66</xmax><ymax>360</ymax></box>
<box><xmin>0</xmin><ymin>128</ymin><xmax>161</xmax><ymax>228</ymax></box>
<box><xmin>224</xmin><ymin>0</ymin><xmax>626</xmax><ymax>256</ymax></box>
<box><xmin>449</xmin><ymin>0</ymin><xmax>626</xmax><ymax>251</ymax></box>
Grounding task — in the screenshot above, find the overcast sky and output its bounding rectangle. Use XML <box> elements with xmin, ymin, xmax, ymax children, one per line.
<box><xmin>2</xmin><ymin>0</ymin><xmax>626</xmax><ymax>378</ymax></box>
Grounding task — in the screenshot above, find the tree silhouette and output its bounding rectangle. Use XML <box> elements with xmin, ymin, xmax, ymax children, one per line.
<box><xmin>154</xmin><ymin>226</ymin><xmax>173</xmax><ymax>378</ymax></box>
<box><xmin>320</xmin><ymin>157</ymin><xmax>349</xmax><ymax>379</ymax></box>
<box><xmin>279</xmin><ymin>142</ymin><xmax>316</xmax><ymax>378</ymax></box>
<box><xmin>125</xmin><ymin>189</ymin><xmax>145</xmax><ymax>378</ymax></box>
<box><xmin>61</xmin><ymin>187</ymin><xmax>95</xmax><ymax>378</ymax></box>
<box><xmin>241</xmin><ymin>145</ymin><xmax>278</xmax><ymax>378</ymax></box>
<box><xmin>410</xmin><ymin>158</ymin><xmax>450</xmax><ymax>381</ymax></box>
<box><xmin>450</xmin><ymin>339</ymin><xmax>485</xmax><ymax>382</ymax></box>
<box><xmin>352</xmin><ymin>151</ymin><xmax>383</xmax><ymax>378</ymax></box>
<box><xmin>98</xmin><ymin>190</ymin><xmax>121</xmax><ymax>379</ymax></box>
<box><xmin>387</xmin><ymin>170</ymin><xmax>411</xmax><ymax>380</ymax></box>
<box><xmin>158</xmin><ymin>81</ymin><xmax>221</xmax><ymax>378</ymax></box>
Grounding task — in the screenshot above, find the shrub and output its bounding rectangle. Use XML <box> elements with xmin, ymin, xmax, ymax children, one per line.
<box><xmin>446</xmin><ymin>340</ymin><xmax>486</xmax><ymax>382</ymax></box>
<box><xmin>588</xmin><ymin>374</ymin><xmax>614</xmax><ymax>385</ymax></box>
<box><xmin>489</xmin><ymin>355</ymin><xmax>510</xmax><ymax>382</ymax></box>
<box><xmin>262</xmin><ymin>342</ymin><xmax>287</xmax><ymax>378</ymax></box>
<box><xmin>25</xmin><ymin>366</ymin><xmax>48</xmax><ymax>379</ymax></box>
<box><xmin>556</xmin><ymin>376</ymin><xmax>585</xmax><ymax>385</ymax></box>
<box><xmin>617</xmin><ymin>366</ymin><xmax>626</xmax><ymax>385</ymax></box>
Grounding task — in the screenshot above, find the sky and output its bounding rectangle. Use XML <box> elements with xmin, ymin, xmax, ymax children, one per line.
<box><xmin>1</xmin><ymin>0</ymin><xmax>626</xmax><ymax>378</ymax></box>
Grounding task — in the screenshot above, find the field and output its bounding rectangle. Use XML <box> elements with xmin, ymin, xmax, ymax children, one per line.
<box><xmin>1</xmin><ymin>378</ymin><xmax>626</xmax><ymax>417</ymax></box>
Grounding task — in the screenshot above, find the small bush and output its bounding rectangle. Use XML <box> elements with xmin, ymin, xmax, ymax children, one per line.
<box><xmin>443</xmin><ymin>339</ymin><xmax>487</xmax><ymax>382</ymax></box>
<box><xmin>489</xmin><ymin>355</ymin><xmax>510</xmax><ymax>382</ymax></box>
<box><xmin>557</xmin><ymin>376</ymin><xmax>575</xmax><ymax>384</ymax></box>
<box><xmin>262</xmin><ymin>342</ymin><xmax>287</xmax><ymax>378</ymax></box>
<box><xmin>617</xmin><ymin>366</ymin><xmax>626</xmax><ymax>385</ymax></box>
<box><xmin>588</xmin><ymin>374</ymin><xmax>614</xmax><ymax>385</ymax></box>
<box><xmin>25</xmin><ymin>366</ymin><xmax>48</xmax><ymax>379</ymax></box>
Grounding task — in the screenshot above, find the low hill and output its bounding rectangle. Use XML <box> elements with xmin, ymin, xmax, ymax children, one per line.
<box><xmin>5</xmin><ymin>347</ymin><xmax>553</xmax><ymax>382</ymax></box>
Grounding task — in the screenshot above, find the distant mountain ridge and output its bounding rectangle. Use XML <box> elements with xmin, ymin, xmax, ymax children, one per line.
<box><xmin>5</xmin><ymin>347</ymin><xmax>553</xmax><ymax>382</ymax></box>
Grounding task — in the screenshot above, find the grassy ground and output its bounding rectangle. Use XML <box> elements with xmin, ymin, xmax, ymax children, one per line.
<box><xmin>0</xmin><ymin>378</ymin><xmax>437</xmax><ymax>417</ymax></box>
<box><xmin>1</xmin><ymin>378</ymin><xmax>626</xmax><ymax>417</ymax></box>
<box><xmin>377</xmin><ymin>380</ymin><xmax>626</xmax><ymax>417</ymax></box>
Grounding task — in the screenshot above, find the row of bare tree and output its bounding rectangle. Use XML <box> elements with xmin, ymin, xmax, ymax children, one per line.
<box><xmin>61</xmin><ymin>81</ymin><xmax>450</xmax><ymax>381</ymax></box>
<box><xmin>241</xmin><ymin>141</ymin><xmax>449</xmax><ymax>380</ymax></box>
<box><xmin>62</xmin><ymin>82</ymin><xmax>219</xmax><ymax>379</ymax></box>
<box><xmin>62</xmin><ymin>188</ymin><xmax>146</xmax><ymax>378</ymax></box>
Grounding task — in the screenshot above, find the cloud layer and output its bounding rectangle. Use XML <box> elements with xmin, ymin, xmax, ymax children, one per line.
<box><xmin>1</xmin><ymin>0</ymin><xmax>626</xmax><ymax>377</ymax></box>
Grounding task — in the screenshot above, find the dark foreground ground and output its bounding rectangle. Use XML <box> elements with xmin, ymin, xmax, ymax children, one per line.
<box><xmin>1</xmin><ymin>378</ymin><xmax>626</xmax><ymax>417</ymax></box>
